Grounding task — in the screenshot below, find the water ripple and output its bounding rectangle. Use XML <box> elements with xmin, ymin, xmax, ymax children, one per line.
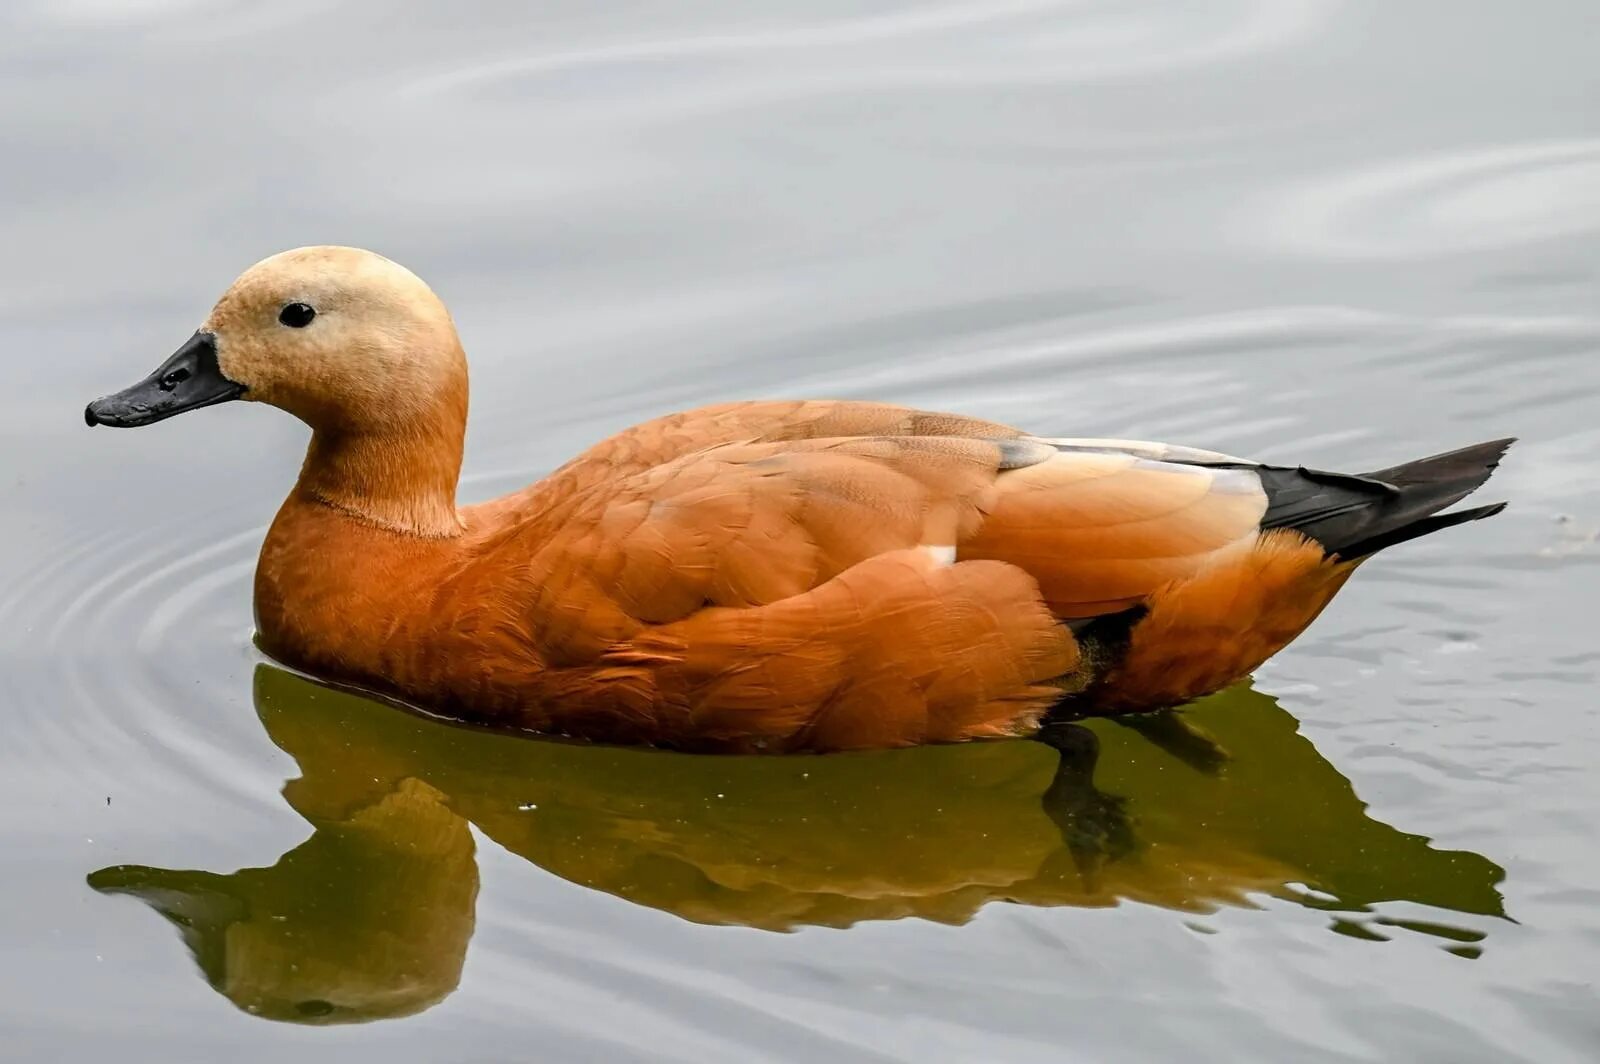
<box><xmin>1</xmin><ymin>507</ymin><xmax>274</xmax><ymax>816</ymax></box>
<box><xmin>1258</xmin><ymin>139</ymin><xmax>1600</xmax><ymax>259</ymax></box>
<box><xmin>403</xmin><ymin>0</ymin><xmax>1334</xmax><ymax>111</ymax></box>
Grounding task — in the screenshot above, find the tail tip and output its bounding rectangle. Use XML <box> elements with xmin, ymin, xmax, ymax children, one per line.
<box><xmin>1477</xmin><ymin>500</ymin><xmax>1509</xmax><ymax>519</ymax></box>
<box><xmin>1483</xmin><ymin>437</ymin><xmax>1518</xmax><ymax>464</ymax></box>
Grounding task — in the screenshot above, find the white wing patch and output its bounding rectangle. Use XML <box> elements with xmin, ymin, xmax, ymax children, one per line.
<box><xmin>1030</xmin><ymin>436</ymin><xmax>1255</xmax><ymax>466</ymax></box>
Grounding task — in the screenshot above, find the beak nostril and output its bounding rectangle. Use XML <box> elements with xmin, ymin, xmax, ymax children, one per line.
<box><xmin>86</xmin><ymin>330</ymin><xmax>237</xmax><ymax>428</ymax></box>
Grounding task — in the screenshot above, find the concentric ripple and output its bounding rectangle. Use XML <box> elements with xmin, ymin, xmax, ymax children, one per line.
<box><xmin>0</xmin><ymin>457</ymin><xmax>567</xmax><ymax>832</ymax></box>
<box><xmin>0</xmin><ymin>505</ymin><xmax>275</xmax><ymax>817</ymax></box>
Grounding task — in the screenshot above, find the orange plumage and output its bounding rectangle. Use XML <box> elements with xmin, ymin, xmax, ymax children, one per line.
<box><xmin>85</xmin><ymin>247</ymin><xmax>1513</xmax><ymax>751</ymax></box>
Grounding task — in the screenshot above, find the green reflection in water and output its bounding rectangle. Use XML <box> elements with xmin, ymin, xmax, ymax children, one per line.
<box><xmin>89</xmin><ymin>665</ymin><xmax>1505</xmax><ymax>1025</ymax></box>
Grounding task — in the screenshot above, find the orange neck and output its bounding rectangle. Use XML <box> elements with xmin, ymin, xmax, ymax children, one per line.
<box><xmin>295</xmin><ymin>395</ymin><xmax>467</xmax><ymax>539</ymax></box>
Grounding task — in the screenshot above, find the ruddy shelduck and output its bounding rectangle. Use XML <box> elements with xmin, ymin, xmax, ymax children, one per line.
<box><xmin>86</xmin><ymin>247</ymin><xmax>1511</xmax><ymax>752</ymax></box>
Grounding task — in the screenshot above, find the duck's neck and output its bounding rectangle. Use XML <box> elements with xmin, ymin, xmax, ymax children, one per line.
<box><xmin>296</xmin><ymin>403</ymin><xmax>467</xmax><ymax>539</ymax></box>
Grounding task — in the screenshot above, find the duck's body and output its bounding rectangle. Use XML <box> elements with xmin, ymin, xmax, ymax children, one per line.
<box><xmin>88</xmin><ymin>248</ymin><xmax>1511</xmax><ymax>751</ymax></box>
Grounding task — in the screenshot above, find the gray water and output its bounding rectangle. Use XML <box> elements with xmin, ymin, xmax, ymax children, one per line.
<box><xmin>2</xmin><ymin>2</ymin><xmax>1598</xmax><ymax>1061</ymax></box>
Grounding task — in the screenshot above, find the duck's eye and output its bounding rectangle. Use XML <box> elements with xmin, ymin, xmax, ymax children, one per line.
<box><xmin>278</xmin><ymin>302</ymin><xmax>317</xmax><ymax>328</ymax></box>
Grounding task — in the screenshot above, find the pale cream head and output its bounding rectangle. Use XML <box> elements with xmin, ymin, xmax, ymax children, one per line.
<box><xmin>84</xmin><ymin>245</ymin><xmax>471</xmax><ymax>536</ymax></box>
<box><xmin>205</xmin><ymin>246</ymin><xmax>467</xmax><ymax>431</ymax></box>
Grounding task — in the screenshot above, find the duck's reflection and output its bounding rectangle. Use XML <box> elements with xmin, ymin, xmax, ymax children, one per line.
<box><xmin>90</xmin><ymin>666</ymin><xmax>1506</xmax><ymax>1024</ymax></box>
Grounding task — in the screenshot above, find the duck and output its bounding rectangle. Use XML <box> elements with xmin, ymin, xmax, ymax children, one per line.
<box><xmin>85</xmin><ymin>246</ymin><xmax>1512</xmax><ymax>752</ymax></box>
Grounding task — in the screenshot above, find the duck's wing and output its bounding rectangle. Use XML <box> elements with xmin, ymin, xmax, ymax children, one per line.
<box><xmin>517</xmin><ymin>434</ymin><xmax>1054</xmax><ymax>662</ymax></box>
<box><xmin>503</xmin><ymin>433</ymin><xmax>1289</xmax><ymax>750</ymax></box>
<box><xmin>540</xmin><ymin>412</ymin><xmax>1271</xmax><ymax>624</ymax></box>
<box><xmin>508</xmin><ymin>434</ymin><xmax>1080</xmax><ymax>749</ymax></box>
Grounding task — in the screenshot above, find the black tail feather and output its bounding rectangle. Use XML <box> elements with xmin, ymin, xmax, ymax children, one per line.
<box><xmin>1258</xmin><ymin>438</ymin><xmax>1513</xmax><ymax>560</ymax></box>
<box><xmin>1362</xmin><ymin>437</ymin><xmax>1517</xmax><ymax>493</ymax></box>
<box><xmin>1332</xmin><ymin>500</ymin><xmax>1507</xmax><ymax>559</ymax></box>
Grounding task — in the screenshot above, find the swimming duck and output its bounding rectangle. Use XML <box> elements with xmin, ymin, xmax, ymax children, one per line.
<box><xmin>85</xmin><ymin>246</ymin><xmax>1511</xmax><ymax>752</ymax></box>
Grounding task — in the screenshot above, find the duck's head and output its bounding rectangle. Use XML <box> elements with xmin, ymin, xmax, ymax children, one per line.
<box><xmin>85</xmin><ymin>246</ymin><xmax>465</xmax><ymax>432</ymax></box>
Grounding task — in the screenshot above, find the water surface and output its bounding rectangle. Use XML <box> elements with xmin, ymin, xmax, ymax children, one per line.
<box><xmin>2</xmin><ymin>1</ymin><xmax>1598</xmax><ymax>1061</ymax></box>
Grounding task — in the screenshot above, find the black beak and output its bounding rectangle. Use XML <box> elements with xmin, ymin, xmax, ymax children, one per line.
<box><xmin>85</xmin><ymin>331</ymin><xmax>245</xmax><ymax>428</ymax></box>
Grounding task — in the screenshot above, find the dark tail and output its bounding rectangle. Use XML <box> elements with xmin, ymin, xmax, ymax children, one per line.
<box><xmin>1257</xmin><ymin>438</ymin><xmax>1514</xmax><ymax>560</ymax></box>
